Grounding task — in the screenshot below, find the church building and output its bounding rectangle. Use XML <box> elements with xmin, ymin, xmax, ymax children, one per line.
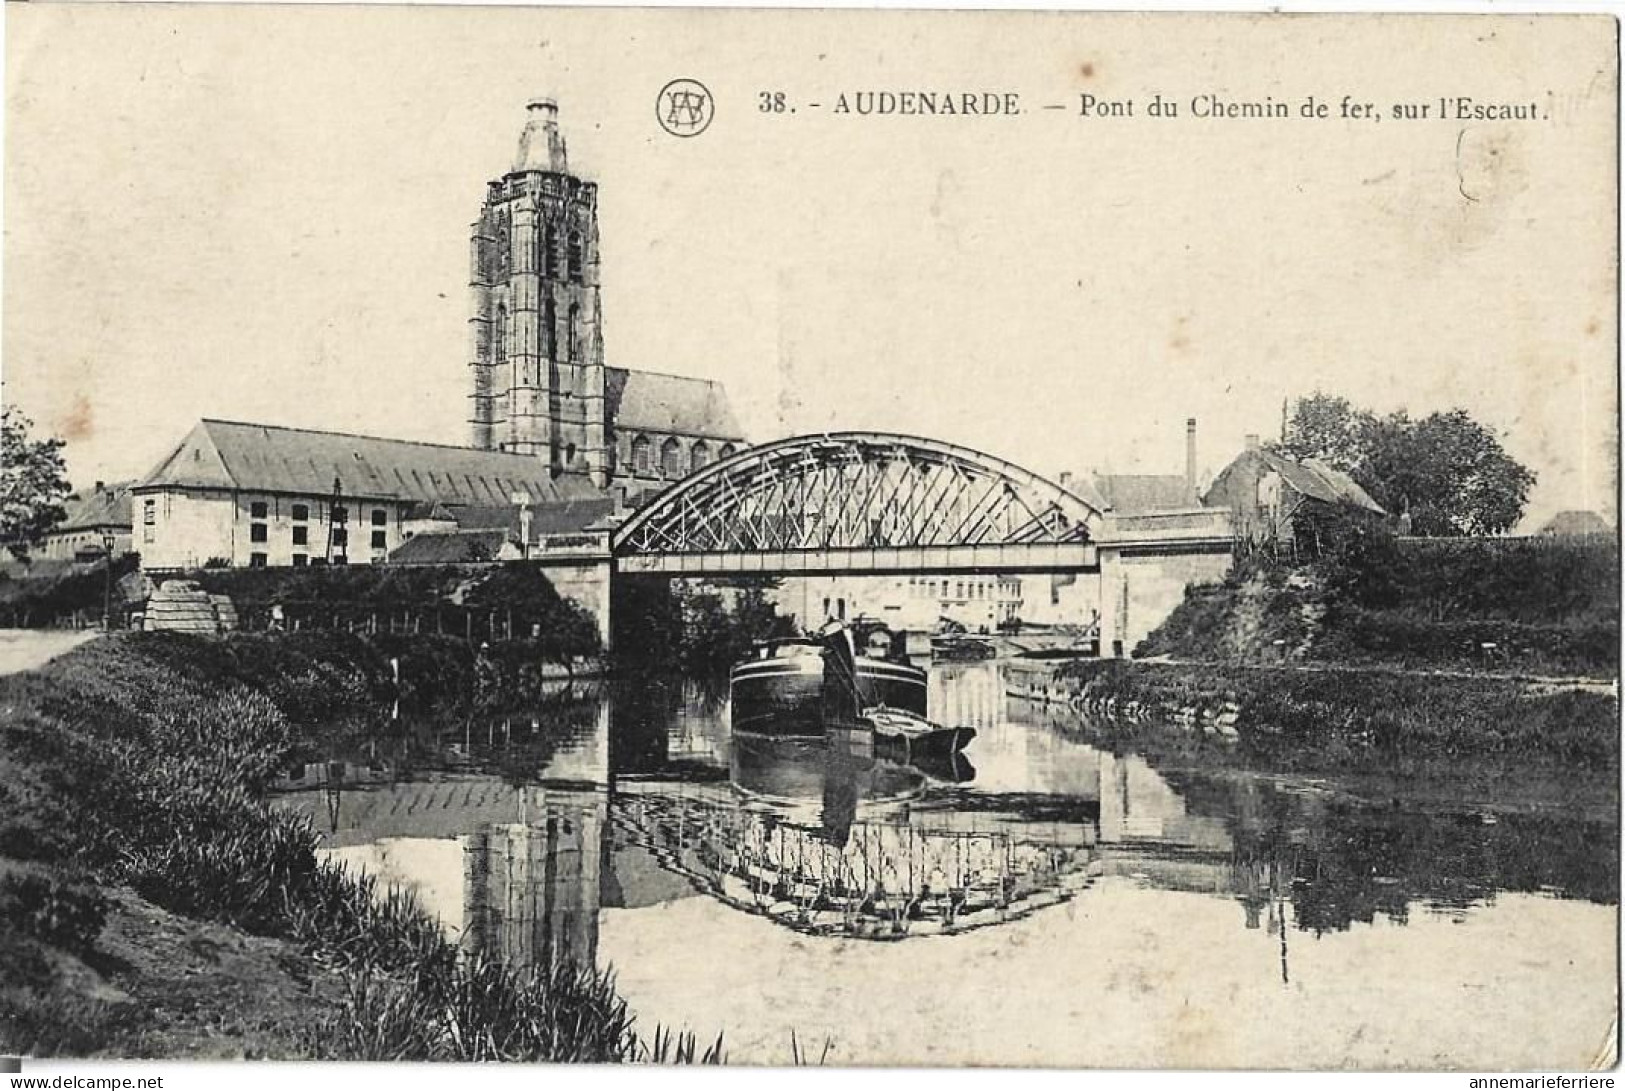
<box><xmin>130</xmin><ymin>100</ymin><xmax>745</xmax><ymax>570</ymax></box>
<box><xmin>467</xmin><ymin>99</ymin><xmax>744</xmax><ymax>486</ymax></box>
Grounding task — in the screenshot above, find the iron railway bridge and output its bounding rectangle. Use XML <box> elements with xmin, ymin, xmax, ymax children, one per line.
<box><xmin>611</xmin><ymin>432</ymin><xmax>1109</xmax><ymax>576</ymax></box>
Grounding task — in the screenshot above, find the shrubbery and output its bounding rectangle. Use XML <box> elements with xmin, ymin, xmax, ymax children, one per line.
<box><xmin>0</xmin><ymin>631</ymin><xmax>658</xmax><ymax>1060</ymax></box>
<box><xmin>1057</xmin><ymin>658</ymin><xmax>1619</xmax><ymax>769</ymax></box>
<box><xmin>1137</xmin><ymin>529</ymin><xmax>1618</xmax><ymax>676</ymax></box>
<box><xmin>0</xmin><ymin>553</ymin><xmax>143</xmax><ymax>627</ymax></box>
<box><xmin>0</xmin><ymin>871</ymin><xmax>108</xmax><ymax>956</ymax></box>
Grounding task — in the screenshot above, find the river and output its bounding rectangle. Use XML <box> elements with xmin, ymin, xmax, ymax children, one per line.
<box><xmin>274</xmin><ymin>660</ymin><xmax>1618</xmax><ymax>1069</ymax></box>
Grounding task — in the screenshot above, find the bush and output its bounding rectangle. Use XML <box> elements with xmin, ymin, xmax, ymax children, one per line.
<box><xmin>0</xmin><ymin>553</ymin><xmax>143</xmax><ymax>628</ymax></box>
<box><xmin>0</xmin><ymin>872</ymin><xmax>108</xmax><ymax>956</ymax></box>
<box><xmin>1057</xmin><ymin>659</ymin><xmax>1619</xmax><ymax>769</ymax></box>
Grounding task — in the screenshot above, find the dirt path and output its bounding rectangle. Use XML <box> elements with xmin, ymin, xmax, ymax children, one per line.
<box><xmin>0</xmin><ymin>629</ymin><xmax>101</xmax><ymax>676</ymax></box>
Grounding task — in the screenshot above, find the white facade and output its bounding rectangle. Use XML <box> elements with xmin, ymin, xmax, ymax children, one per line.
<box><xmin>773</xmin><ymin>574</ymin><xmax>1025</xmax><ymax>633</ymax></box>
<box><xmin>136</xmin><ymin>487</ymin><xmax>411</xmax><ymax>570</ymax></box>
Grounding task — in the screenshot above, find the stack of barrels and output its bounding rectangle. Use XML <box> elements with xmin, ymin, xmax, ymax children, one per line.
<box><xmin>142</xmin><ymin>580</ymin><xmax>237</xmax><ymax>634</ymax></box>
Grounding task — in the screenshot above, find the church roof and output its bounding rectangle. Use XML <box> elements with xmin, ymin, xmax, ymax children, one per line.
<box><xmin>135</xmin><ymin>420</ymin><xmax>601</xmax><ymax>507</ymax></box>
<box><xmin>606</xmin><ymin>368</ymin><xmax>744</xmax><ymax>441</ymax></box>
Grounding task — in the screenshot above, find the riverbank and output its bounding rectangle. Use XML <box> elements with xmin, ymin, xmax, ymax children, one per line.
<box><xmin>1016</xmin><ymin>657</ymin><xmax>1619</xmax><ymax>771</ymax></box>
<box><xmin>0</xmin><ymin>630</ymin><xmax>703</xmax><ymax>1061</ymax></box>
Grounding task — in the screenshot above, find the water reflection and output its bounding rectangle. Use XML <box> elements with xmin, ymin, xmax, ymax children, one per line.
<box><xmin>277</xmin><ymin>661</ymin><xmax>1617</xmax><ymax>1035</ymax></box>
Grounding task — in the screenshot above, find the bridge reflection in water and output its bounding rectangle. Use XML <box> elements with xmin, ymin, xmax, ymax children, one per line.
<box><xmin>301</xmin><ymin>667</ymin><xmax>1260</xmax><ymax>969</ymax></box>
<box><xmin>279</xmin><ymin>660</ymin><xmax>1617</xmax><ymax>1068</ymax></box>
<box><xmin>286</xmin><ymin>660</ymin><xmax>1615</xmax><ymax>980</ymax></box>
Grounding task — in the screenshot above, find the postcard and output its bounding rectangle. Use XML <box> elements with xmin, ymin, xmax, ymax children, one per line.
<box><xmin>1</xmin><ymin>3</ymin><xmax>1617</xmax><ymax>1073</ymax></box>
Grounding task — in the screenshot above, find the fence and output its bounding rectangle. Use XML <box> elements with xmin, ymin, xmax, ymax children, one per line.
<box><xmin>234</xmin><ymin>600</ymin><xmax>561</xmax><ymax>644</ymax></box>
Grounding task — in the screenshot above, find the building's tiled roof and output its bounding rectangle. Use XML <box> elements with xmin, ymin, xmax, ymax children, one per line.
<box><xmin>55</xmin><ymin>482</ymin><xmax>134</xmax><ymax>531</ymax></box>
<box><xmin>423</xmin><ymin>497</ymin><xmax>619</xmax><ymax>538</ymax></box>
<box><xmin>388</xmin><ymin>529</ymin><xmax>513</xmax><ymax>566</ymax></box>
<box><xmin>1205</xmin><ymin>448</ymin><xmax>1385</xmax><ymax>514</ymax></box>
<box><xmin>1091</xmin><ymin>474</ymin><xmax>1195</xmax><ymax>514</ymax></box>
<box><xmin>606</xmin><ymin>368</ymin><xmax>744</xmax><ymax>440</ymax></box>
<box><xmin>532</xmin><ymin>497</ymin><xmax>618</xmax><ymax>534</ymax></box>
<box><xmin>136</xmin><ymin>420</ymin><xmax>602</xmax><ymax>506</ymax></box>
<box><xmin>1539</xmin><ymin>509</ymin><xmax>1612</xmax><ymax>536</ymax></box>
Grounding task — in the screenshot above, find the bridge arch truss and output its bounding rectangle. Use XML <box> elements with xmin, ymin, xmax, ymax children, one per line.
<box><xmin>612</xmin><ymin>432</ymin><xmax>1105</xmax><ymax>576</ymax></box>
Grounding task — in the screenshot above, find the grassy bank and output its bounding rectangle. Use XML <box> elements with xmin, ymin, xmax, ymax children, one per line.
<box><xmin>0</xmin><ymin>631</ymin><xmax>705</xmax><ymax>1061</ymax></box>
<box><xmin>1054</xmin><ymin>658</ymin><xmax>1618</xmax><ymax>770</ymax></box>
<box><xmin>1140</xmin><ymin>534</ymin><xmax>1619</xmax><ymax>677</ymax></box>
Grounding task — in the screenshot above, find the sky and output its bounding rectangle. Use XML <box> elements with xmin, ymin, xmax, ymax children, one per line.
<box><xmin>4</xmin><ymin>5</ymin><xmax>1617</xmax><ymax>530</ymax></box>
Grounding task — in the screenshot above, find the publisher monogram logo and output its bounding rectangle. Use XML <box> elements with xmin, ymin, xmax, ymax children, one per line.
<box><xmin>657</xmin><ymin>79</ymin><xmax>714</xmax><ymax>137</ymax></box>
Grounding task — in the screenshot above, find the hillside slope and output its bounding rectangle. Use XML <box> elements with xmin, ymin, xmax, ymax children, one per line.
<box><xmin>1137</xmin><ymin>535</ymin><xmax>1618</xmax><ymax>678</ymax></box>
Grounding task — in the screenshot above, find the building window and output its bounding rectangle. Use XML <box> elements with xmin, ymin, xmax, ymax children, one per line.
<box><xmin>292</xmin><ymin>504</ymin><xmax>308</xmax><ymax>522</ymax></box>
<box><xmin>632</xmin><ymin>435</ymin><xmax>652</xmax><ymax>475</ymax></box>
<box><xmin>371</xmin><ymin>530</ymin><xmax>387</xmax><ymax>550</ymax></box>
<box><xmin>332</xmin><ymin>506</ymin><xmax>348</xmax><ymax>525</ymax></box>
<box><xmin>567</xmin><ymin>231</ymin><xmax>583</xmax><ymax>283</ymax></box>
<box><xmin>250</xmin><ymin>501</ymin><xmax>268</xmax><ymax>519</ymax></box>
<box><xmin>542</xmin><ymin>223</ymin><xmax>558</xmax><ymax>277</ymax></box>
<box><xmin>332</xmin><ymin>528</ymin><xmax>348</xmax><ymax>547</ymax></box>
<box><xmin>250</xmin><ymin>523</ymin><xmax>268</xmax><ymax>543</ymax></box>
<box><xmin>690</xmin><ymin>441</ymin><xmax>710</xmax><ymax>473</ymax></box>
<box><xmin>567</xmin><ymin>303</ymin><xmax>580</xmax><ymax>363</ymax></box>
<box><xmin>292</xmin><ymin>526</ymin><xmax>308</xmax><ymax>547</ymax></box>
<box><xmin>543</xmin><ymin>296</ymin><xmax>556</xmax><ymax>358</ymax></box>
<box><xmin>249</xmin><ymin>552</ymin><xmax>268</xmax><ymax>568</ymax></box>
<box><xmin>660</xmin><ymin>438</ymin><xmax>681</xmax><ymax>478</ymax></box>
<box><xmin>719</xmin><ymin>443</ymin><xmax>738</xmax><ymax>460</ymax></box>
<box><xmin>291</xmin><ymin>554</ymin><xmax>308</xmax><ymax>568</ymax></box>
<box><xmin>371</xmin><ymin>509</ymin><xmax>386</xmax><ymax>527</ymax></box>
<box><xmin>143</xmin><ymin>499</ymin><xmax>156</xmax><ymax>544</ymax></box>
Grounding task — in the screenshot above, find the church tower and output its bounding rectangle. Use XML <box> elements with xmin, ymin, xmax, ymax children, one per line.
<box><xmin>468</xmin><ymin>99</ymin><xmax>608</xmax><ymax>486</ymax></box>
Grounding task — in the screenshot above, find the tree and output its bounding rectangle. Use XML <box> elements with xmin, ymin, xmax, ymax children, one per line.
<box><xmin>1277</xmin><ymin>395</ymin><xmax>1535</xmax><ymax>537</ymax></box>
<box><xmin>0</xmin><ymin>406</ymin><xmax>70</xmax><ymax>562</ymax></box>
<box><xmin>1278</xmin><ymin>393</ymin><xmax>1367</xmax><ymax>472</ymax></box>
<box><xmin>1360</xmin><ymin>409</ymin><xmax>1535</xmax><ymax>536</ymax></box>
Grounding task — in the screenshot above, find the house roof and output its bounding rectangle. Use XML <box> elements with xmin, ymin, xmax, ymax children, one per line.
<box><xmin>1091</xmin><ymin>474</ymin><xmax>1194</xmax><ymax>514</ymax></box>
<box><xmin>388</xmin><ymin>529</ymin><xmax>513</xmax><ymax>565</ymax></box>
<box><xmin>135</xmin><ymin>420</ymin><xmax>602</xmax><ymax>507</ymax></box>
<box><xmin>54</xmin><ymin>482</ymin><xmax>134</xmax><ymax>532</ymax></box>
<box><xmin>1538</xmin><ymin>509</ymin><xmax>1612</xmax><ymax>536</ymax></box>
<box><xmin>606</xmin><ymin>368</ymin><xmax>744</xmax><ymax>440</ymax></box>
<box><xmin>1205</xmin><ymin>448</ymin><xmax>1384</xmax><ymax>514</ymax></box>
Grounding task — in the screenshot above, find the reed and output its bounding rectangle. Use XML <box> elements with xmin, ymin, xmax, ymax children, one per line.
<box><xmin>0</xmin><ymin>631</ymin><xmax>704</xmax><ymax>1061</ymax></box>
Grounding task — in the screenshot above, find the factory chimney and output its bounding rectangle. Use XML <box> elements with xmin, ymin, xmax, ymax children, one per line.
<box><xmin>1185</xmin><ymin>418</ymin><xmax>1198</xmax><ymax>503</ymax></box>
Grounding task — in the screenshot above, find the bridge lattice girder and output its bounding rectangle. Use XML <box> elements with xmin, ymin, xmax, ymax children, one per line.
<box><xmin>612</xmin><ymin>432</ymin><xmax>1104</xmax><ymax>558</ymax></box>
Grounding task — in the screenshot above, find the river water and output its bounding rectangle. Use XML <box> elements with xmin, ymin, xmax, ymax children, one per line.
<box><xmin>276</xmin><ymin>660</ymin><xmax>1618</xmax><ymax>1069</ymax></box>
